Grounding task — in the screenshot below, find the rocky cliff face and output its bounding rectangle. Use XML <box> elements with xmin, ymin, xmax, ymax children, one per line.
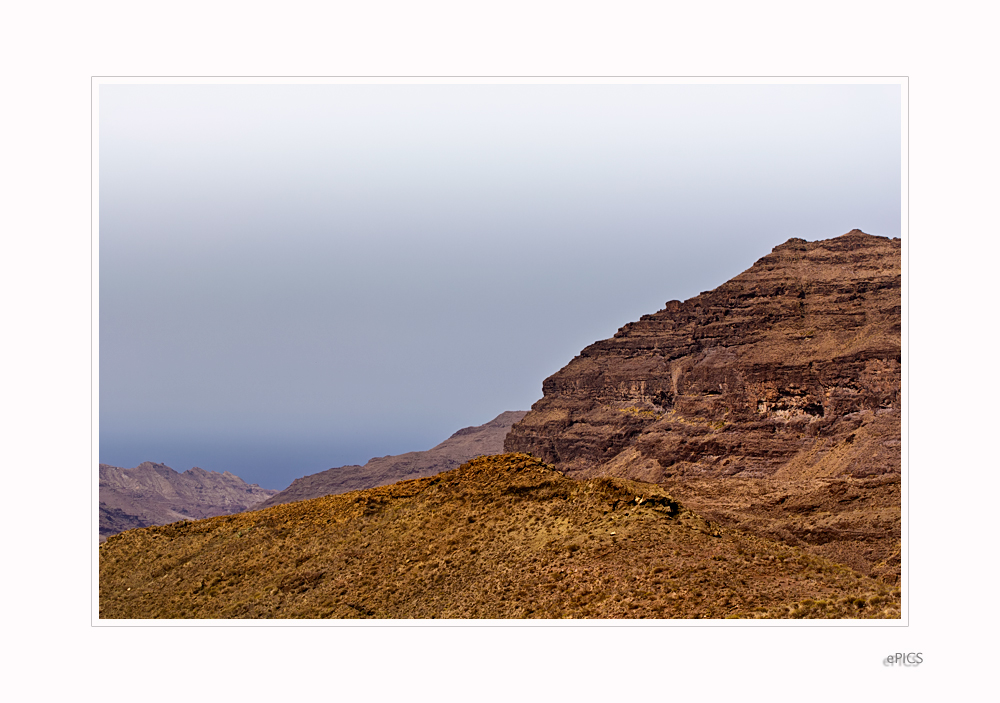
<box><xmin>99</xmin><ymin>462</ymin><xmax>278</xmax><ymax>541</ymax></box>
<box><xmin>257</xmin><ymin>410</ymin><xmax>528</xmax><ymax>508</ymax></box>
<box><xmin>505</xmin><ymin>230</ymin><xmax>901</xmax><ymax>580</ymax></box>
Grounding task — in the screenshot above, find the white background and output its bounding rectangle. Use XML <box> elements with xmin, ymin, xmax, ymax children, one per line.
<box><xmin>2</xmin><ymin>1</ymin><xmax>994</xmax><ymax>699</ymax></box>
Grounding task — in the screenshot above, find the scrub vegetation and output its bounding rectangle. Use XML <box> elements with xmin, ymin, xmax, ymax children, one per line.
<box><xmin>100</xmin><ymin>453</ymin><xmax>899</xmax><ymax>619</ymax></box>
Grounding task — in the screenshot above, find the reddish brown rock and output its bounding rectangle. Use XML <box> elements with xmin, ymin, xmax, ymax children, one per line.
<box><xmin>505</xmin><ymin>230</ymin><xmax>901</xmax><ymax>579</ymax></box>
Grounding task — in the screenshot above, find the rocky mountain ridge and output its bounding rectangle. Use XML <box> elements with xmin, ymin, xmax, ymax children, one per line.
<box><xmin>257</xmin><ymin>410</ymin><xmax>527</xmax><ymax>508</ymax></box>
<box><xmin>99</xmin><ymin>462</ymin><xmax>278</xmax><ymax>541</ymax></box>
<box><xmin>505</xmin><ymin>230</ymin><xmax>901</xmax><ymax>580</ymax></box>
<box><xmin>100</xmin><ymin>453</ymin><xmax>899</xmax><ymax>619</ymax></box>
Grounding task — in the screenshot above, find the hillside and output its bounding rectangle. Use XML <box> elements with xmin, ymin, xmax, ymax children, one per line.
<box><xmin>505</xmin><ymin>230</ymin><xmax>901</xmax><ymax>581</ymax></box>
<box><xmin>100</xmin><ymin>453</ymin><xmax>899</xmax><ymax>619</ymax></box>
<box><xmin>99</xmin><ymin>462</ymin><xmax>278</xmax><ymax>541</ymax></box>
<box><xmin>257</xmin><ymin>410</ymin><xmax>527</xmax><ymax>508</ymax></box>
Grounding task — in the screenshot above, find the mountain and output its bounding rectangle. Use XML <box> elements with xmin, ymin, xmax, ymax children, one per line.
<box><xmin>99</xmin><ymin>462</ymin><xmax>278</xmax><ymax>541</ymax></box>
<box><xmin>505</xmin><ymin>230</ymin><xmax>901</xmax><ymax>581</ymax></box>
<box><xmin>99</xmin><ymin>231</ymin><xmax>902</xmax><ymax>618</ymax></box>
<box><xmin>256</xmin><ymin>410</ymin><xmax>527</xmax><ymax>509</ymax></box>
<box><xmin>99</xmin><ymin>453</ymin><xmax>899</xmax><ymax>619</ymax></box>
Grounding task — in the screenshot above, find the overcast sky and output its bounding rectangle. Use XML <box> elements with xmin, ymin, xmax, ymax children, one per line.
<box><xmin>99</xmin><ymin>82</ymin><xmax>901</xmax><ymax>489</ymax></box>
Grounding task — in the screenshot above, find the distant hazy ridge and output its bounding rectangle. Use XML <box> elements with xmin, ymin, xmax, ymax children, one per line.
<box><xmin>99</xmin><ymin>463</ymin><xmax>278</xmax><ymax>541</ymax></box>
<box><xmin>257</xmin><ymin>410</ymin><xmax>527</xmax><ymax>509</ymax></box>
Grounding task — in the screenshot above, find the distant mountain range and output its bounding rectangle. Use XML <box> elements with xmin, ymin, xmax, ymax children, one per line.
<box><xmin>256</xmin><ymin>410</ymin><xmax>527</xmax><ymax>509</ymax></box>
<box><xmin>99</xmin><ymin>463</ymin><xmax>278</xmax><ymax>541</ymax></box>
<box><xmin>99</xmin><ymin>410</ymin><xmax>527</xmax><ymax>539</ymax></box>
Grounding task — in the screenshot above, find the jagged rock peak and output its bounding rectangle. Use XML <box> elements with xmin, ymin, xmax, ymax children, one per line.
<box><xmin>134</xmin><ymin>461</ymin><xmax>171</xmax><ymax>471</ymax></box>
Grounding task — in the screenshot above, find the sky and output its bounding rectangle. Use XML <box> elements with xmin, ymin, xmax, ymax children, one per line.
<box><xmin>99</xmin><ymin>82</ymin><xmax>901</xmax><ymax>489</ymax></box>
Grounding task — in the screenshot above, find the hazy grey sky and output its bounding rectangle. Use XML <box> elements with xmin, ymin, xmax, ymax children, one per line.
<box><xmin>100</xmin><ymin>83</ymin><xmax>901</xmax><ymax>488</ymax></box>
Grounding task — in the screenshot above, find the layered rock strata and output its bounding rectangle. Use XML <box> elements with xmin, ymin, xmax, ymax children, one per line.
<box><xmin>505</xmin><ymin>230</ymin><xmax>901</xmax><ymax>579</ymax></box>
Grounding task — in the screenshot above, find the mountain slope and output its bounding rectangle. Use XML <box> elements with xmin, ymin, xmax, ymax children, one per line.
<box><xmin>99</xmin><ymin>453</ymin><xmax>899</xmax><ymax>619</ymax></box>
<box><xmin>257</xmin><ymin>410</ymin><xmax>527</xmax><ymax>508</ymax></box>
<box><xmin>505</xmin><ymin>230</ymin><xmax>901</xmax><ymax>580</ymax></box>
<box><xmin>99</xmin><ymin>462</ymin><xmax>278</xmax><ymax>541</ymax></box>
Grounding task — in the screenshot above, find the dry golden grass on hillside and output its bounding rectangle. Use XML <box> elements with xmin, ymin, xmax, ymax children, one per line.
<box><xmin>100</xmin><ymin>454</ymin><xmax>899</xmax><ymax>619</ymax></box>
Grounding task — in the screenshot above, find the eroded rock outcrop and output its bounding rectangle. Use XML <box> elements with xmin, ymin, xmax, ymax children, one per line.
<box><xmin>505</xmin><ymin>230</ymin><xmax>901</xmax><ymax>579</ymax></box>
<box><xmin>506</xmin><ymin>230</ymin><xmax>900</xmax><ymax>479</ymax></box>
